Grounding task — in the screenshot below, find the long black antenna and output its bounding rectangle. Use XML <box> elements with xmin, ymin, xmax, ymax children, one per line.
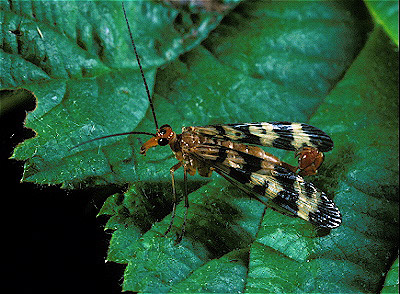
<box><xmin>122</xmin><ymin>2</ymin><xmax>159</xmax><ymax>130</ymax></box>
<box><xmin>70</xmin><ymin>131</ymin><xmax>156</xmax><ymax>151</ymax></box>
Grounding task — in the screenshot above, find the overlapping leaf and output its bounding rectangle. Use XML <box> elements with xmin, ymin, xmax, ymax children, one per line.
<box><xmin>381</xmin><ymin>257</ymin><xmax>399</xmax><ymax>294</ymax></box>
<box><xmin>364</xmin><ymin>0</ymin><xmax>399</xmax><ymax>45</ymax></box>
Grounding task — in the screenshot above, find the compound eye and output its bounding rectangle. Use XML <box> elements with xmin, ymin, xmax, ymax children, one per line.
<box><xmin>158</xmin><ymin>138</ymin><xmax>169</xmax><ymax>146</ymax></box>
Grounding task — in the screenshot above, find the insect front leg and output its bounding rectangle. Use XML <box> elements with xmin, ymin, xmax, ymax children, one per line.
<box><xmin>165</xmin><ymin>162</ymin><xmax>182</xmax><ymax>236</ymax></box>
<box><xmin>295</xmin><ymin>146</ymin><xmax>324</xmax><ymax>176</ymax></box>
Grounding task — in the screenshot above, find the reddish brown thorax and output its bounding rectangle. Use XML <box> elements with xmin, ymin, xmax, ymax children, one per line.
<box><xmin>140</xmin><ymin>124</ymin><xmax>177</xmax><ymax>155</ymax></box>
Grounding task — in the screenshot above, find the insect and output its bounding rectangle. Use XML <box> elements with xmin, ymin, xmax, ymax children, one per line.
<box><xmin>74</xmin><ymin>3</ymin><xmax>341</xmax><ymax>242</ymax></box>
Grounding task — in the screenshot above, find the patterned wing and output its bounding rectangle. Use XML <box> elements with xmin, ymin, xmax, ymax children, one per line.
<box><xmin>190</xmin><ymin>144</ymin><xmax>341</xmax><ymax>228</ymax></box>
<box><xmin>190</xmin><ymin>122</ymin><xmax>333</xmax><ymax>152</ymax></box>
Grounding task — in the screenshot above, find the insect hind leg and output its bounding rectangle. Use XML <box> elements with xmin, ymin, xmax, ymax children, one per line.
<box><xmin>165</xmin><ymin>162</ymin><xmax>182</xmax><ymax>236</ymax></box>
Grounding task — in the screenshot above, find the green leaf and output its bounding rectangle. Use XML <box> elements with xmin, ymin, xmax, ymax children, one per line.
<box><xmin>381</xmin><ymin>257</ymin><xmax>399</xmax><ymax>294</ymax></box>
<box><xmin>4</xmin><ymin>1</ymin><xmax>398</xmax><ymax>293</ymax></box>
<box><xmin>3</xmin><ymin>0</ymin><xmax>231</xmax><ymax>186</ymax></box>
<box><xmin>246</xmin><ymin>26</ymin><xmax>399</xmax><ymax>294</ymax></box>
<box><xmin>104</xmin><ymin>179</ymin><xmax>265</xmax><ymax>292</ymax></box>
<box><xmin>364</xmin><ymin>0</ymin><xmax>399</xmax><ymax>46</ymax></box>
<box><xmin>171</xmin><ymin>248</ymin><xmax>250</xmax><ymax>293</ymax></box>
<box><xmin>10</xmin><ymin>0</ymin><xmax>370</xmax><ymax>188</ymax></box>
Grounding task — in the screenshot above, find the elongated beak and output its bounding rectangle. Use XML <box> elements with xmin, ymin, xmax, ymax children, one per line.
<box><xmin>140</xmin><ymin>136</ymin><xmax>158</xmax><ymax>155</ymax></box>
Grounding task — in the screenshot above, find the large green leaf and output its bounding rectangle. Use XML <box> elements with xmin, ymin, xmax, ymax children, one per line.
<box><xmin>8</xmin><ymin>0</ymin><xmax>369</xmax><ymax>187</ymax></box>
<box><xmin>3</xmin><ymin>0</ymin><xmax>398</xmax><ymax>293</ymax></box>
<box><xmin>3</xmin><ymin>0</ymin><xmax>234</xmax><ymax>186</ymax></box>
<box><xmin>246</xmin><ymin>26</ymin><xmax>399</xmax><ymax>293</ymax></box>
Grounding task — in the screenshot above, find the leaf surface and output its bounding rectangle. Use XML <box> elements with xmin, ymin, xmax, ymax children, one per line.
<box><xmin>3</xmin><ymin>1</ymin><xmax>398</xmax><ymax>293</ymax></box>
<box><xmin>3</xmin><ymin>0</ymin><xmax>232</xmax><ymax>186</ymax></box>
<box><xmin>381</xmin><ymin>257</ymin><xmax>399</xmax><ymax>294</ymax></box>
<box><xmin>365</xmin><ymin>0</ymin><xmax>399</xmax><ymax>45</ymax></box>
<box><xmin>246</xmin><ymin>26</ymin><xmax>399</xmax><ymax>293</ymax></box>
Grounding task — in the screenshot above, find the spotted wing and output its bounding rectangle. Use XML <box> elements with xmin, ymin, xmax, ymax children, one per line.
<box><xmin>191</xmin><ymin>122</ymin><xmax>333</xmax><ymax>152</ymax></box>
<box><xmin>190</xmin><ymin>144</ymin><xmax>341</xmax><ymax>228</ymax></box>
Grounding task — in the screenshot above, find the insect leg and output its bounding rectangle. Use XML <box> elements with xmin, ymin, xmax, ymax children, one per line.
<box><xmin>175</xmin><ymin>166</ymin><xmax>189</xmax><ymax>244</ymax></box>
<box><xmin>165</xmin><ymin>162</ymin><xmax>182</xmax><ymax>236</ymax></box>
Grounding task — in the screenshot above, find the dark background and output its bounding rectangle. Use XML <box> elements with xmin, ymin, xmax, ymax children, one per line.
<box><xmin>1</xmin><ymin>94</ymin><xmax>126</xmax><ymax>294</ymax></box>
